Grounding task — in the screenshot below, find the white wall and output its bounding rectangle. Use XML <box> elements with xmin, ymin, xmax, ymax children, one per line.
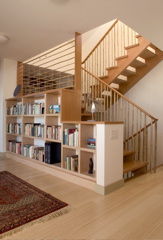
<box><xmin>125</xmin><ymin>61</ymin><xmax>163</xmax><ymax>166</ymax></box>
<box><xmin>96</xmin><ymin>124</ymin><xmax>123</xmax><ymax>187</ymax></box>
<box><xmin>82</xmin><ymin>20</ymin><xmax>115</xmax><ymax>61</ymax></box>
<box><xmin>0</xmin><ymin>59</ymin><xmax>17</xmax><ymax>152</ymax></box>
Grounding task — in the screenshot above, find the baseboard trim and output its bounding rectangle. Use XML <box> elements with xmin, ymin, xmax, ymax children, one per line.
<box><xmin>5</xmin><ymin>152</ymin><xmax>96</xmax><ymax>191</ymax></box>
<box><xmin>95</xmin><ymin>179</ymin><xmax>124</xmax><ymax>195</ymax></box>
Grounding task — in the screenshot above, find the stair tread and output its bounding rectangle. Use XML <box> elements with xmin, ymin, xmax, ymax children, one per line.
<box><xmin>123</xmin><ymin>150</ymin><xmax>135</xmax><ymax>157</ymax></box>
<box><xmin>122</xmin><ymin>66</ymin><xmax>136</xmax><ymax>76</ymax></box>
<box><xmin>125</xmin><ymin>43</ymin><xmax>139</xmax><ymax>50</ymax></box>
<box><xmin>113</xmin><ymin>74</ymin><xmax>128</xmax><ymax>84</ymax></box>
<box><xmin>140</xmin><ymin>46</ymin><xmax>156</xmax><ymax>59</ymax></box>
<box><xmin>110</xmin><ymin>83</ymin><xmax>119</xmax><ymax>89</ymax></box>
<box><xmin>123</xmin><ymin>160</ymin><xmax>148</xmax><ymax>173</ymax></box>
<box><xmin>115</xmin><ymin>55</ymin><xmax>128</xmax><ymax>61</ymax></box>
<box><xmin>131</xmin><ymin>56</ymin><xmax>146</xmax><ymax>68</ymax></box>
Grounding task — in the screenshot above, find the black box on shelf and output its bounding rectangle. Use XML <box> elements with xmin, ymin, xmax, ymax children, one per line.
<box><xmin>45</xmin><ymin>142</ymin><xmax>61</xmax><ymax>164</ymax></box>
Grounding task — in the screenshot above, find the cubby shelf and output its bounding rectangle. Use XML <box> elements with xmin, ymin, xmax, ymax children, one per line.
<box><xmin>6</xmin><ymin>89</ymin><xmax>94</xmax><ymax>177</ymax></box>
<box><xmin>6</xmin><ymin>88</ymin><xmax>124</xmax><ymax>192</ymax></box>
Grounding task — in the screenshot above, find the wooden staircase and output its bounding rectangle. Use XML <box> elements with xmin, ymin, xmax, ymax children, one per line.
<box><xmin>81</xmin><ymin>38</ymin><xmax>163</xmax><ymax>123</ymax></box>
<box><xmin>81</xmin><ymin>20</ymin><xmax>160</xmax><ymax>179</ymax></box>
<box><xmin>101</xmin><ymin>36</ymin><xmax>163</xmax><ymax>94</ymax></box>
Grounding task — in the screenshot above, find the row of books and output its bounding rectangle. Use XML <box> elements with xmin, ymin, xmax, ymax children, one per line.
<box><xmin>49</xmin><ymin>104</ymin><xmax>60</xmax><ymax>114</ymax></box>
<box><xmin>87</xmin><ymin>138</ymin><xmax>96</xmax><ymax>149</ymax></box>
<box><xmin>8</xmin><ymin>140</ymin><xmax>61</xmax><ymax>164</ymax></box>
<box><xmin>7</xmin><ymin>103</ymin><xmax>22</xmax><ymax>115</ymax></box>
<box><xmin>46</xmin><ymin>125</ymin><xmax>61</xmax><ymax>140</ymax></box>
<box><xmin>63</xmin><ymin>128</ymin><xmax>79</xmax><ymax>146</ymax></box>
<box><xmin>65</xmin><ymin>155</ymin><xmax>78</xmax><ymax>171</ymax></box>
<box><xmin>6</xmin><ymin>123</ymin><xmax>22</xmax><ymax>135</ymax></box>
<box><xmin>8</xmin><ymin>140</ymin><xmax>21</xmax><ymax>154</ymax></box>
<box><xmin>24</xmin><ymin>123</ymin><xmax>44</xmax><ymax>138</ymax></box>
<box><xmin>22</xmin><ymin>144</ymin><xmax>44</xmax><ymax>162</ymax></box>
<box><xmin>23</xmin><ymin>102</ymin><xmax>45</xmax><ymax>115</ymax></box>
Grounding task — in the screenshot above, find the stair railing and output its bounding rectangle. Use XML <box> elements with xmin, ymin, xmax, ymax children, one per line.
<box><xmin>82</xmin><ymin>67</ymin><xmax>158</xmax><ymax>172</ymax></box>
<box><xmin>22</xmin><ymin>39</ymin><xmax>76</xmax><ymax>95</ymax></box>
<box><xmin>82</xmin><ymin>19</ymin><xmax>138</xmax><ymax>78</ymax></box>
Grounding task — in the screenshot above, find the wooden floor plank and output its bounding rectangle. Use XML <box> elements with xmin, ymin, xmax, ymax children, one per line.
<box><xmin>1</xmin><ymin>156</ymin><xmax>163</xmax><ymax>240</ymax></box>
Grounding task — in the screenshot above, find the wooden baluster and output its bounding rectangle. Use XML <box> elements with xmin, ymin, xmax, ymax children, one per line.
<box><xmin>114</xmin><ymin>91</ymin><xmax>116</xmax><ymax>121</ymax></box>
<box><xmin>146</xmin><ymin>126</ymin><xmax>149</xmax><ymax>168</ymax></box>
<box><xmin>136</xmin><ymin>108</ymin><xmax>139</xmax><ymax>160</ymax></box>
<box><xmin>154</xmin><ymin>121</ymin><xmax>157</xmax><ymax>173</ymax></box>
<box><xmin>140</xmin><ymin>111</ymin><xmax>142</xmax><ymax>160</ymax></box>
<box><xmin>102</xmin><ymin>83</ymin><xmax>104</xmax><ymax>121</ymax></box>
<box><xmin>81</xmin><ymin>70</ymin><xmax>84</xmax><ymax>109</ymax></box>
<box><xmin>143</xmin><ymin>114</ymin><xmax>147</xmax><ymax>162</ymax></box>
<box><xmin>122</xmin><ymin>22</ymin><xmax>125</xmax><ymax>56</ymax></box>
<box><xmin>106</xmin><ymin>34</ymin><xmax>108</xmax><ymax>74</ymax></box>
<box><xmin>112</xmin><ymin>30</ymin><xmax>114</xmax><ymax>67</ymax></box>
<box><xmin>94</xmin><ymin>77</ymin><xmax>97</xmax><ymax>121</ymax></box>
<box><xmin>115</xmin><ymin>22</ymin><xmax>118</xmax><ymax>59</ymax></box>
<box><xmin>116</xmin><ymin>93</ymin><xmax>118</xmax><ymax>121</ymax></box>
<box><xmin>120</xmin><ymin>97</ymin><xmax>123</xmax><ymax>121</ymax></box>
<box><xmin>91</xmin><ymin>52</ymin><xmax>93</xmax><ymax>75</ymax></box>
<box><xmin>82</xmin><ymin>69</ymin><xmax>84</xmax><ymax>108</ymax></box>
<box><xmin>127</xmin><ymin>102</ymin><xmax>130</xmax><ymax>150</ymax></box>
<box><xmin>103</xmin><ymin>39</ymin><xmax>104</xmax><ymax>76</ymax></box>
<box><xmin>132</xmin><ymin>105</ymin><xmax>134</xmax><ymax>150</ymax></box>
<box><xmin>124</xmin><ymin>100</ymin><xmax>127</xmax><ymax>150</ymax></box>
<box><xmin>106</xmin><ymin>86</ymin><xmax>109</xmax><ymax>121</ymax></box>
<box><xmin>111</xmin><ymin>28</ymin><xmax>113</xmax><ymax>66</ymax></box>
<box><xmin>108</xmin><ymin>34</ymin><xmax>111</xmax><ymax>68</ymax></box>
<box><xmin>110</xmin><ymin>89</ymin><xmax>112</xmax><ymax>121</ymax></box>
<box><xmin>101</xmin><ymin>85</ymin><xmax>107</xmax><ymax>121</ymax></box>
<box><xmin>150</xmin><ymin>120</ymin><xmax>153</xmax><ymax>172</ymax></box>
<box><xmin>87</xmin><ymin>68</ymin><xmax>89</xmax><ymax>99</ymax></box>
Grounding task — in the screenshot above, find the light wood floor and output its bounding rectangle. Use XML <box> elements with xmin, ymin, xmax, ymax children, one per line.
<box><xmin>1</xmin><ymin>156</ymin><xmax>163</xmax><ymax>240</ymax></box>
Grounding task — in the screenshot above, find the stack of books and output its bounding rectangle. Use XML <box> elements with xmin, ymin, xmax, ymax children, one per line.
<box><xmin>87</xmin><ymin>138</ymin><xmax>96</xmax><ymax>149</ymax></box>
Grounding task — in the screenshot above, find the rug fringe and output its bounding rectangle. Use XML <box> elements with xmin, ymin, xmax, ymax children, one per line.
<box><xmin>0</xmin><ymin>205</ymin><xmax>72</xmax><ymax>239</ymax></box>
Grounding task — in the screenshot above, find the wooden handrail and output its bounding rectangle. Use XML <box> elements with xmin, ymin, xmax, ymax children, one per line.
<box><xmin>82</xmin><ymin>66</ymin><xmax>158</xmax><ymax>121</ymax></box>
<box><xmin>124</xmin><ymin>120</ymin><xmax>158</xmax><ymax>143</ymax></box>
<box><xmin>82</xmin><ymin>19</ymin><xmax>118</xmax><ymax>64</ymax></box>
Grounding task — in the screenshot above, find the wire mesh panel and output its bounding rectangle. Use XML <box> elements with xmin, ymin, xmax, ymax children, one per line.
<box><xmin>22</xmin><ymin>39</ymin><xmax>75</xmax><ymax>95</ymax></box>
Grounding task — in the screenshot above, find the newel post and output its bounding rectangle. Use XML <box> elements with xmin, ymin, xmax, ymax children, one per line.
<box><xmin>75</xmin><ymin>32</ymin><xmax>82</xmax><ymax>92</ymax></box>
<box><xmin>17</xmin><ymin>61</ymin><xmax>23</xmax><ymax>97</ymax></box>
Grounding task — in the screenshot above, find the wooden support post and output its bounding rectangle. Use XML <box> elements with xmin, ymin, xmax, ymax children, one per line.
<box><xmin>75</xmin><ymin>32</ymin><xmax>82</xmax><ymax>92</ymax></box>
<box><xmin>17</xmin><ymin>61</ymin><xmax>23</xmax><ymax>96</ymax></box>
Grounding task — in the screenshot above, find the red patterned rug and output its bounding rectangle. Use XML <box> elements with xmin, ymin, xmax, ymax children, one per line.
<box><xmin>0</xmin><ymin>171</ymin><xmax>69</xmax><ymax>238</ymax></box>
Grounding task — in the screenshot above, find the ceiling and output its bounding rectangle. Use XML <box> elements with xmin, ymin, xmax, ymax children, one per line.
<box><xmin>0</xmin><ymin>0</ymin><xmax>162</xmax><ymax>62</ymax></box>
